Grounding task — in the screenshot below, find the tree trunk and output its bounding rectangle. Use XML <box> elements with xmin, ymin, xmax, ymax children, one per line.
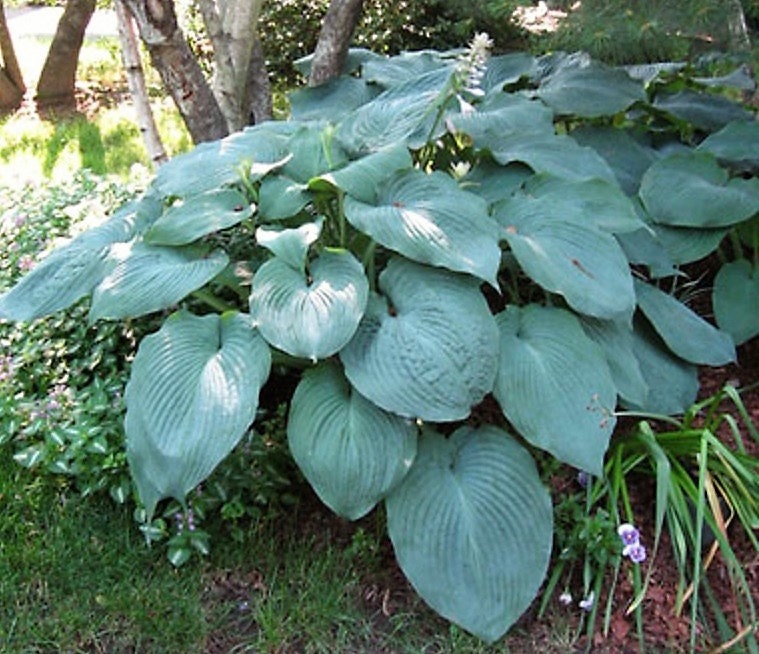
<box><xmin>115</xmin><ymin>0</ymin><xmax>167</xmax><ymax>166</ymax></box>
<box><xmin>308</xmin><ymin>0</ymin><xmax>364</xmax><ymax>87</ymax></box>
<box><xmin>123</xmin><ymin>0</ymin><xmax>228</xmax><ymax>143</ymax></box>
<box><xmin>0</xmin><ymin>0</ymin><xmax>25</xmax><ymax>110</ymax></box>
<box><xmin>196</xmin><ymin>0</ymin><xmax>266</xmax><ymax>132</ymax></box>
<box><xmin>247</xmin><ymin>34</ymin><xmax>271</xmax><ymax>124</ymax></box>
<box><xmin>726</xmin><ymin>0</ymin><xmax>751</xmax><ymax>52</ymax></box>
<box><xmin>36</xmin><ymin>0</ymin><xmax>96</xmax><ymax>109</ymax></box>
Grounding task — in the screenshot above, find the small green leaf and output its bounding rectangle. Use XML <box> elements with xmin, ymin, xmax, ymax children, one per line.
<box><xmin>89</xmin><ymin>242</ymin><xmax>228</xmax><ymax>321</ymax></box>
<box><xmin>145</xmin><ymin>189</ymin><xmax>253</xmax><ymax>246</ymax></box>
<box><xmin>125</xmin><ymin>311</ymin><xmax>271</xmax><ymax>519</ymax></box>
<box><xmin>493</xmin><ymin>305</ymin><xmax>616</xmax><ymax>476</ymax></box>
<box><xmin>713</xmin><ymin>259</ymin><xmax>759</xmax><ymax>346</ymax></box>
<box><xmin>341</xmin><ymin>258</ymin><xmax>499</xmax><ymax>422</ymax></box>
<box><xmin>288</xmin><ymin>362</ymin><xmax>417</xmax><ymax>520</ymax></box>
<box><xmin>386</xmin><ymin>425</ymin><xmax>553</xmax><ymax>643</ymax></box>
<box><xmin>250</xmin><ymin>250</ymin><xmax>369</xmax><ymax>361</ymax></box>
<box><xmin>634</xmin><ymin>279</ymin><xmax>736</xmax><ymax>366</ymax></box>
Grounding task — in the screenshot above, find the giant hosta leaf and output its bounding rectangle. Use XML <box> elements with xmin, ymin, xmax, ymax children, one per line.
<box><xmin>536</xmin><ymin>62</ymin><xmax>645</xmax><ymax>118</ymax></box>
<box><xmin>336</xmin><ymin>68</ymin><xmax>449</xmax><ymax>153</ymax></box>
<box><xmin>316</xmin><ymin>145</ymin><xmax>412</xmax><ymax>203</ymax></box>
<box><xmin>634</xmin><ymin>279</ymin><xmax>736</xmax><ymax>366</ymax></box>
<box><xmin>713</xmin><ymin>259</ymin><xmax>759</xmax><ymax>346</ymax></box>
<box><xmin>257</xmin><ymin>175</ymin><xmax>311</xmax><ymax>220</ymax></box>
<box><xmin>340</xmin><ymin>257</ymin><xmax>499</xmax><ymax>422</ymax></box>
<box><xmin>481</xmin><ymin>52</ymin><xmax>538</xmax><ymax>92</ymax></box>
<box><xmin>386</xmin><ymin>425</ymin><xmax>553</xmax><ymax>643</ymax></box>
<box><xmin>580</xmin><ymin>317</ymin><xmax>648</xmax><ymax>408</ymax></box>
<box><xmin>639</xmin><ymin>152</ymin><xmax>759</xmax><ymax>228</ymax></box>
<box><xmin>255</xmin><ymin>219</ymin><xmax>323</xmax><ymax>272</ymax></box>
<box><xmin>89</xmin><ymin>242</ymin><xmax>228</xmax><ymax>321</ymax></box>
<box><xmin>625</xmin><ymin>317</ymin><xmax>698</xmax><ymax>415</ymax></box>
<box><xmin>493</xmin><ymin>305</ymin><xmax>616</xmax><ymax>475</ymax></box>
<box><xmin>450</xmin><ymin>93</ymin><xmax>554</xmax><ymax>146</ymax></box>
<box><xmin>697</xmin><ymin>120</ymin><xmax>759</xmax><ymax>171</ymax></box>
<box><xmin>145</xmin><ymin>188</ymin><xmax>253</xmax><ymax>246</ymax></box>
<box><xmin>653</xmin><ymin>90</ymin><xmax>753</xmax><ymax>132</ymax></box>
<box><xmin>288</xmin><ymin>362</ymin><xmax>417</xmax><ymax>520</ymax></box>
<box><xmin>494</xmin><ymin>192</ymin><xmax>635</xmax><ymax>320</ymax></box>
<box><xmin>571</xmin><ymin>126</ymin><xmax>659</xmax><ymax>195</ymax></box>
<box><xmin>361</xmin><ymin>50</ymin><xmax>449</xmax><ymax>87</ymax></box>
<box><xmin>249</xmin><ymin>250</ymin><xmax>369</xmax><ymax>361</ymax></box>
<box><xmin>344</xmin><ymin>169</ymin><xmax>500</xmax><ymax>284</ymax></box>
<box><xmin>459</xmin><ymin>159</ymin><xmax>533</xmax><ymax>207</ymax></box>
<box><xmin>489</xmin><ymin>133</ymin><xmax>617</xmax><ymax>183</ymax></box>
<box><xmin>125</xmin><ymin>310</ymin><xmax>271</xmax><ymax>518</ymax></box>
<box><xmin>0</xmin><ymin>207</ymin><xmax>146</xmax><ymax>321</ymax></box>
<box><xmin>154</xmin><ymin>125</ymin><xmax>291</xmax><ymax>197</ymax></box>
<box><xmin>646</xmin><ymin>223</ymin><xmax>729</xmax><ymax>265</ymax></box>
<box><xmin>289</xmin><ymin>76</ymin><xmax>380</xmax><ymax>121</ymax></box>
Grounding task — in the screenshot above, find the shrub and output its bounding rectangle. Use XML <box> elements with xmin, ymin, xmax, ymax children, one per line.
<box><xmin>1</xmin><ymin>39</ymin><xmax>757</xmax><ymax>643</ymax></box>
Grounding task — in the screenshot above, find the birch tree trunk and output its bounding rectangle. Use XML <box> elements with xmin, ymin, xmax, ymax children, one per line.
<box><xmin>726</xmin><ymin>0</ymin><xmax>751</xmax><ymax>52</ymax></box>
<box><xmin>36</xmin><ymin>0</ymin><xmax>96</xmax><ymax>109</ymax></box>
<box><xmin>309</xmin><ymin>0</ymin><xmax>365</xmax><ymax>87</ymax></box>
<box><xmin>0</xmin><ymin>0</ymin><xmax>25</xmax><ymax>110</ymax></box>
<box><xmin>123</xmin><ymin>0</ymin><xmax>227</xmax><ymax>143</ymax></box>
<box><xmin>196</xmin><ymin>0</ymin><xmax>267</xmax><ymax>132</ymax></box>
<box><xmin>115</xmin><ymin>0</ymin><xmax>167</xmax><ymax>166</ymax></box>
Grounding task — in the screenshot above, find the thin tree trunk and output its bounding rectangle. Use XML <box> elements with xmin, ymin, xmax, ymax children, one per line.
<box><xmin>247</xmin><ymin>34</ymin><xmax>271</xmax><ymax>124</ymax></box>
<box><xmin>123</xmin><ymin>0</ymin><xmax>227</xmax><ymax>144</ymax></box>
<box><xmin>308</xmin><ymin>0</ymin><xmax>364</xmax><ymax>87</ymax></box>
<box><xmin>726</xmin><ymin>0</ymin><xmax>751</xmax><ymax>52</ymax></box>
<box><xmin>0</xmin><ymin>0</ymin><xmax>25</xmax><ymax>110</ymax></box>
<box><xmin>115</xmin><ymin>0</ymin><xmax>167</xmax><ymax>166</ymax></box>
<box><xmin>36</xmin><ymin>0</ymin><xmax>96</xmax><ymax>109</ymax></box>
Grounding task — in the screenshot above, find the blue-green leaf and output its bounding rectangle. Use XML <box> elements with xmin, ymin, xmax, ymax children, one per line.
<box><xmin>536</xmin><ymin>62</ymin><xmax>645</xmax><ymax>118</ymax></box>
<box><xmin>634</xmin><ymin>279</ymin><xmax>735</xmax><ymax>365</ymax></box>
<box><xmin>145</xmin><ymin>188</ymin><xmax>253</xmax><ymax>246</ymax></box>
<box><xmin>639</xmin><ymin>152</ymin><xmax>759</xmax><ymax>228</ymax></box>
<box><xmin>341</xmin><ymin>258</ymin><xmax>499</xmax><ymax>422</ymax></box>
<box><xmin>653</xmin><ymin>90</ymin><xmax>753</xmax><ymax>133</ymax></box>
<box><xmin>288</xmin><ymin>362</ymin><xmax>417</xmax><ymax>520</ymax></box>
<box><xmin>154</xmin><ymin>125</ymin><xmax>291</xmax><ymax>197</ymax></box>
<box><xmin>257</xmin><ymin>175</ymin><xmax>311</xmax><ymax>221</ymax></box>
<box><xmin>0</xmin><ymin>208</ymin><xmax>147</xmax><ymax>321</ymax></box>
<box><xmin>289</xmin><ymin>76</ymin><xmax>380</xmax><ymax>121</ymax></box>
<box><xmin>125</xmin><ymin>311</ymin><xmax>271</xmax><ymax>519</ymax></box>
<box><xmin>386</xmin><ymin>425</ymin><xmax>553</xmax><ymax>643</ymax></box>
<box><xmin>250</xmin><ymin>250</ymin><xmax>369</xmax><ymax>361</ymax></box>
<box><xmin>255</xmin><ymin>220</ymin><xmax>323</xmax><ymax>272</ymax></box>
<box><xmin>89</xmin><ymin>242</ymin><xmax>228</xmax><ymax>321</ymax></box>
<box><xmin>713</xmin><ymin>259</ymin><xmax>759</xmax><ymax>346</ymax></box>
<box><xmin>697</xmin><ymin>120</ymin><xmax>759</xmax><ymax>171</ymax></box>
<box><xmin>494</xmin><ymin>190</ymin><xmax>635</xmax><ymax>320</ymax></box>
<box><xmin>493</xmin><ymin>305</ymin><xmax>616</xmax><ymax>475</ymax></box>
<box><xmin>344</xmin><ymin>169</ymin><xmax>500</xmax><ymax>284</ymax></box>
<box><xmin>489</xmin><ymin>133</ymin><xmax>617</xmax><ymax>183</ymax></box>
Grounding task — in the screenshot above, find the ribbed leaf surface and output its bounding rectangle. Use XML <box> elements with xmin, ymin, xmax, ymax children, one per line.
<box><xmin>125</xmin><ymin>311</ymin><xmax>271</xmax><ymax>518</ymax></box>
<box><xmin>493</xmin><ymin>305</ymin><xmax>616</xmax><ymax>475</ymax></box>
<box><xmin>344</xmin><ymin>169</ymin><xmax>500</xmax><ymax>284</ymax></box>
<box><xmin>250</xmin><ymin>250</ymin><xmax>369</xmax><ymax>361</ymax></box>
<box><xmin>634</xmin><ymin>279</ymin><xmax>736</xmax><ymax>365</ymax></box>
<box><xmin>340</xmin><ymin>258</ymin><xmax>499</xmax><ymax>422</ymax></box>
<box><xmin>713</xmin><ymin>260</ymin><xmax>759</xmax><ymax>346</ymax></box>
<box><xmin>639</xmin><ymin>152</ymin><xmax>759</xmax><ymax>228</ymax></box>
<box><xmin>89</xmin><ymin>242</ymin><xmax>228</xmax><ymax>321</ymax></box>
<box><xmin>386</xmin><ymin>426</ymin><xmax>553</xmax><ymax>643</ymax></box>
<box><xmin>495</xmin><ymin>191</ymin><xmax>635</xmax><ymax>320</ymax></box>
<box><xmin>146</xmin><ymin>189</ymin><xmax>253</xmax><ymax>246</ymax></box>
<box><xmin>288</xmin><ymin>362</ymin><xmax>417</xmax><ymax>520</ymax></box>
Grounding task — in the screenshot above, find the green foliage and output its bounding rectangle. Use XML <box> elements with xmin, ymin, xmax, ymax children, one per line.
<box><xmin>545</xmin><ymin>0</ymin><xmax>752</xmax><ymax>65</ymax></box>
<box><xmin>1</xmin><ymin>41</ymin><xmax>757</xmax><ymax>643</ymax></box>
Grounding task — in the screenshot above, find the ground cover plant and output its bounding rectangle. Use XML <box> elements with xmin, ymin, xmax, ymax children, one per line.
<box><xmin>1</xmin><ymin>34</ymin><xmax>758</xmax><ymax>647</ymax></box>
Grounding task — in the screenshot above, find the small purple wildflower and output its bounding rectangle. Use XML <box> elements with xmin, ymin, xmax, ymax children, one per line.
<box><xmin>617</xmin><ymin>523</ymin><xmax>640</xmax><ymax>546</ymax></box>
<box><xmin>577</xmin><ymin>470</ymin><xmax>591</xmax><ymax>488</ymax></box>
<box><xmin>624</xmin><ymin>543</ymin><xmax>647</xmax><ymax>564</ymax></box>
<box><xmin>559</xmin><ymin>591</ymin><xmax>573</xmax><ymax>606</ymax></box>
<box><xmin>18</xmin><ymin>255</ymin><xmax>35</xmax><ymax>272</ymax></box>
<box><xmin>578</xmin><ymin>591</ymin><xmax>595</xmax><ymax>612</ymax></box>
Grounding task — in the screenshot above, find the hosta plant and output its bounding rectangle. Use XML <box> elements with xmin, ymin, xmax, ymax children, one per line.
<box><xmin>1</xmin><ymin>38</ymin><xmax>757</xmax><ymax>642</ymax></box>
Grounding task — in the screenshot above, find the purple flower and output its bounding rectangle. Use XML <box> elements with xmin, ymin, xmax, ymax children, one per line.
<box><xmin>577</xmin><ymin>470</ymin><xmax>591</xmax><ymax>488</ymax></box>
<box><xmin>617</xmin><ymin>523</ymin><xmax>640</xmax><ymax>547</ymax></box>
<box><xmin>578</xmin><ymin>591</ymin><xmax>595</xmax><ymax>611</ymax></box>
<box><xmin>624</xmin><ymin>543</ymin><xmax>647</xmax><ymax>564</ymax></box>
